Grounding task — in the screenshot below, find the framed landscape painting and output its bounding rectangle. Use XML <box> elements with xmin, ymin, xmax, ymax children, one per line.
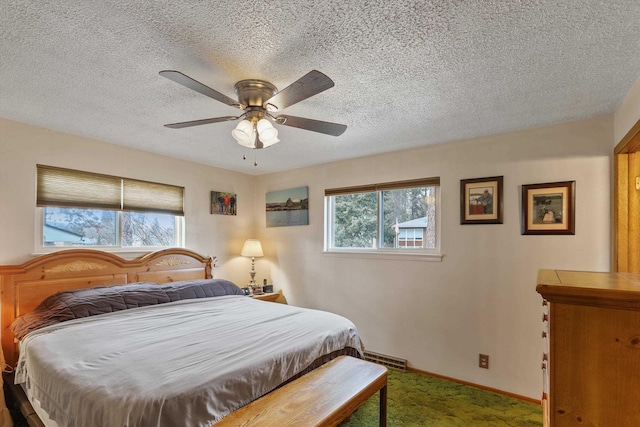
<box><xmin>460</xmin><ymin>176</ymin><xmax>503</xmax><ymax>224</ymax></box>
<box><xmin>266</xmin><ymin>186</ymin><xmax>309</xmax><ymax>227</ymax></box>
<box><xmin>521</xmin><ymin>181</ymin><xmax>575</xmax><ymax>235</ymax></box>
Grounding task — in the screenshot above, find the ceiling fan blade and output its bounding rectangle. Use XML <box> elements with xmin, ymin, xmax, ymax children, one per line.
<box><xmin>265</xmin><ymin>70</ymin><xmax>335</xmax><ymax>111</ymax></box>
<box><xmin>276</xmin><ymin>114</ymin><xmax>347</xmax><ymax>136</ymax></box>
<box><xmin>160</xmin><ymin>70</ymin><xmax>241</xmax><ymax>109</ymax></box>
<box><xmin>164</xmin><ymin>116</ymin><xmax>239</xmax><ymax>129</ymax></box>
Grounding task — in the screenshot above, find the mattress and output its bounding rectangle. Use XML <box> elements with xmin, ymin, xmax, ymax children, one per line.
<box><xmin>15</xmin><ymin>295</ymin><xmax>363</xmax><ymax>427</ymax></box>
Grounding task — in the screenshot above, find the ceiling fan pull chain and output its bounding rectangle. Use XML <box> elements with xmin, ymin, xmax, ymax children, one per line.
<box><xmin>241</xmin><ymin>152</ymin><xmax>258</xmax><ymax>167</ymax></box>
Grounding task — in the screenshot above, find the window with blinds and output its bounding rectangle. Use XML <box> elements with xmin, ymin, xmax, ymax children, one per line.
<box><xmin>324</xmin><ymin>177</ymin><xmax>440</xmax><ymax>254</ymax></box>
<box><xmin>36</xmin><ymin>165</ymin><xmax>184</xmax><ymax>250</ymax></box>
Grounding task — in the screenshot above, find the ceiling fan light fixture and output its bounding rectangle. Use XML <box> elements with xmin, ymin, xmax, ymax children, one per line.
<box><xmin>259</xmin><ymin>135</ymin><xmax>279</xmax><ymax>148</ymax></box>
<box><xmin>257</xmin><ymin>118</ymin><xmax>278</xmax><ymax>143</ymax></box>
<box><xmin>232</xmin><ymin>119</ymin><xmax>254</xmax><ymax>146</ymax></box>
<box><xmin>256</xmin><ymin>118</ymin><xmax>273</xmax><ymax>133</ymax></box>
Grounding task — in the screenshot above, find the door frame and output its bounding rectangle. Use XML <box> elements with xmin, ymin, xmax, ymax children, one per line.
<box><xmin>614</xmin><ymin>119</ymin><xmax>640</xmax><ymax>272</ymax></box>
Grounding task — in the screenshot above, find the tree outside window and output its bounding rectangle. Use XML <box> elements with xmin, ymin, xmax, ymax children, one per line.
<box><xmin>327</xmin><ymin>181</ymin><xmax>439</xmax><ymax>251</ymax></box>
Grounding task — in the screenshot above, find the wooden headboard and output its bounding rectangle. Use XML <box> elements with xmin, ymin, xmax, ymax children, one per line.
<box><xmin>0</xmin><ymin>248</ymin><xmax>213</xmax><ymax>367</ymax></box>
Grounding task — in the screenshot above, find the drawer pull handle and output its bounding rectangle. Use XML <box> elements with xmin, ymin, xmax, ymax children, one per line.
<box><xmin>542</xmin><ymin>314</ymin><xmax>549</xmax><ymax>322</ymax></box>
<box><xmin>542</xmin><ymin>331</ymin><xmax>547</xmax><ymax>338</ymax></box>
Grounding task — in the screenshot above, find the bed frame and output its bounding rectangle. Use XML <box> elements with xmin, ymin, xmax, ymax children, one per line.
<box><xmin>0</xmin><ymin>248</ymin><xmax>213</xmax><ymax>367</ymax></box>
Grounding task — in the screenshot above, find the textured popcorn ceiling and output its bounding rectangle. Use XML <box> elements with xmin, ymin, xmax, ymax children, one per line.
<box><xmin>1</xmin><ymin>1</ymin><xmax>639</xmax><ymax>174</ymax></box>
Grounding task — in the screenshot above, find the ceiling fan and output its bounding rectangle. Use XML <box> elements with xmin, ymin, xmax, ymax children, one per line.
<box><xmin>159</xmin><ymin>69</ymin><xmax>347</xmax><ymax>149</ymax></box>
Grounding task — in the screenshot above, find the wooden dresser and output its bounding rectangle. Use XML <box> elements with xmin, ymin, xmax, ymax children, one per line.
<box><xmin>536</xmin><ymin>270</ymin><xmax>640</xmax><ymax>427</ymax></box>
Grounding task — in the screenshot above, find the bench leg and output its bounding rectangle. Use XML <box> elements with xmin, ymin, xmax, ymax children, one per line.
<box><xmin>379</xmin><ymin>385</ymin><xmax>387</xmax><ymax>427</ymax></box>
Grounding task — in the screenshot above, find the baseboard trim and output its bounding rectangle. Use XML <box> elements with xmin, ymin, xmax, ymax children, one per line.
<box><xmin>406</xmin><ymin>366</ymin><xmax>541</xmax><ymax>405</ymax></box>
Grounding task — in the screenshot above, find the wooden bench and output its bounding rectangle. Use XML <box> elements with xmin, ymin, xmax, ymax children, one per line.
<box><xmin>217</xmin><ymin>355</ymin><xmax>388</xmax><ymax>427</ymax></box>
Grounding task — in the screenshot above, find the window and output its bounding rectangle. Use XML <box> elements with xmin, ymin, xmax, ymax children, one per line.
<box><xmin>325</xmin><ymin>177</ymin><xmax>440</xmax><ymax>255</ymax></box>
<box><xmin>37</xmin><ymin>165</ymin><xmax>184</xmax><ymax>250</ymax></box>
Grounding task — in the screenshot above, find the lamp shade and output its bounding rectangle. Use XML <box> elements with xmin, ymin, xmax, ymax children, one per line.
<box><xmin>257</xmin><ymin>118</ymin><xmax>277</xmax><ymax>139</ymax></box>
<box><xmin>232</xmin><ymin>120</ymin><xmax>256</xmax><ymax>147</ymax></box>
<box><xmin>241</xmin><ymin>239</ymin><xmax>264</xmax><ymax>258</ymax></box>
<box><xmin>257</xmin><ymin>118</ymin><xmax>279</xmax><ymax>147</ymax></box>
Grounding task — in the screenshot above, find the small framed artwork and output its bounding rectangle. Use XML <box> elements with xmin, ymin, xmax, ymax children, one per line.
<box><xmin>460</xmin><ymin>176</ymin><xmax>503</xmax><ymax>224</ymax></box>
<box><xmin>521</xmin><ymin>181</ymin><xmax>575</xmax><ymax>235</ymax></box>
<box><xmin>266</xmin><ymin>186</ymin><xmax>309</xmax><ymax>227</ymax></box>
<box><xmin>211</xmin><ymin>191</ymin><xmax>237</xmax><ymax>215</ymax></box>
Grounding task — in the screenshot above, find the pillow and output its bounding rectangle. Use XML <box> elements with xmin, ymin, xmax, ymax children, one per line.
<box><xmin>11</xmin><ymin>279</ymin><xmax>243</xmax><ymax>340</ymax></box>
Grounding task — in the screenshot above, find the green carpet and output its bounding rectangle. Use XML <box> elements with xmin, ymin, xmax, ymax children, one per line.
<box><xmin>8</xmin><ymin>369</ymin><xmax>542</xmax><ymax>426</ymax></box>
<box><xmin>340</xmin><ymin>369</ymin><xmax>543</xmax><ymax>427</ymax></box>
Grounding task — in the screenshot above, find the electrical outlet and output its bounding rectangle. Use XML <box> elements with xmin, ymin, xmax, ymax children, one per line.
<box><xmin>479</xmin><ymin>354</ymin><xmax>489</xmax><ymax>369</ymax></box>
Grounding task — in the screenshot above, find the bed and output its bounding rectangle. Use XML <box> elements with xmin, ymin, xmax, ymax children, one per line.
<box><xmin>0</xmin><ymin>249</ymin><xmax>363</xmax><ymax>427</ymax></box>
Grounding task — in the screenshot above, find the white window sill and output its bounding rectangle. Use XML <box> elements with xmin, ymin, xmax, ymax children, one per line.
<box><xmin>323</xmin><ymin>249</ymin><xmax>443</xmax><ymax>262</ymax></box>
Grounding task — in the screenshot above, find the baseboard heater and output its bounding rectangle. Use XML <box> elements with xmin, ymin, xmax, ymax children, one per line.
<box><xmin>363</xmin><ymin>350</ymin><xmax>407</xmax><ymax>371</ymax></box>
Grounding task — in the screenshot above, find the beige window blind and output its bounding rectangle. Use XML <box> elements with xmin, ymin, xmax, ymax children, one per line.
<box><xmin>123</xmin><ymin>178</ymin><xmax>184</xmax><ymax>215</ymax></box>
<box><xmin>325</xmin><ymin>177</ymin><xmax>440</xmax><ymax>196</ymax></box>
<box><xmin>37</xmin><ymin>165</ymin><xmax>122</xmax><ymax>209</ymax></box>
<box><xmin>37</xmin><ymin>165</ymin><xmax>184</xmax><ymax>215</ymax></box>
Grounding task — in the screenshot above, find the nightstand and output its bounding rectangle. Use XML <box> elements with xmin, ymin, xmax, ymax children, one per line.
<box><xmin>251</xmin><ymin>292</ymin><xmax>279</xmax><ymax>302</ymax></box>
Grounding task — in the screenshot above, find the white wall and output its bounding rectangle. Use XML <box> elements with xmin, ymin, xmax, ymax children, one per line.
<box><xmin>0</xmin><ymin>116</ymin><xmax>613</xmax><ymax>400</ymax></box>
<box><xmin>254</xmin><ymin>116</ymin><xmax>612</xmax><ymax>400</ymax></box>
<box><xmin>0</xmin><ymin>118</ymin><xmax>256</xmax><ymax>285</ymax></box>
<box><xmin>614</xmin><ymin>74</ymin><xmax>640</xmax><ymax>145</ymax></box>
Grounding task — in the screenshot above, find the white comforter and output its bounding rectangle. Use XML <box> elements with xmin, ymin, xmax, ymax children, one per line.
<box><xmin>15</xmin><ymin>295</ymin><xmax>362</xmax><ymax>427</ymax></box>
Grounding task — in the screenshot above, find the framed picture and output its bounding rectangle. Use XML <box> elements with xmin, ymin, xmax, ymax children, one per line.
<box><xmin>211</xmin><ymin>191</ymin><xmax>237</xmax><ymax>215</ymax></box>
<box><xmin>521</xmin><ymin>181</ymin><xmax>575</xmax><ymax>235</ymax></box>
<box><xmin>266</xmin><ymin>186</ymin><xmax>309</xmax><ymax>227</ymax></box>
<box><xmin>460</xmin><ymin>176</ymin><xmax>503</xmax><ymax>224</ymax></box>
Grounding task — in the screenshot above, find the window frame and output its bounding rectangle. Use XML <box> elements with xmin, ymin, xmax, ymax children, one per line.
<box><xmin>324</xmin><ymin>178</ymin><xmax>442</xmax><ymax>261</ymax></box>
<box><xmin>35</xmin><ymin>165</ymin><xmax>185</xmax><ymax>254</ymax></box>
<box><xmin>36</xmin><ymin>208</ymin><xmax>185</xmax><ymax>255</ymax></box>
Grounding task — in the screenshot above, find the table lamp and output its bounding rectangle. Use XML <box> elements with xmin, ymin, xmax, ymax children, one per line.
<box><xmin>241</xmin><ymin>239</ymin><xmax>264</xmax><ymax>292</ymax></box>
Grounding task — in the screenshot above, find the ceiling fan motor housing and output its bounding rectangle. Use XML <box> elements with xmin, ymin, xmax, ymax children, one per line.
<box><xmin>234</xmin><ymin>79</ymin><xmax>277</xmax><ymax>111</ymax></box>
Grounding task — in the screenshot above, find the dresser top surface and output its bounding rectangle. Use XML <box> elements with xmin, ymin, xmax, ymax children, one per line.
<box><xmin>536</xmin><ymin>269</ymin><xmax>640</xmax><ymax>308</ymax></box>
